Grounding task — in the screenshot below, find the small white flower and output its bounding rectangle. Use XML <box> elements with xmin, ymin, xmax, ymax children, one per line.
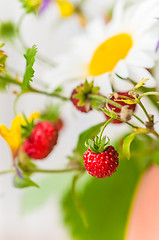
<box><xmin>44</xmin><ymin>0</ymin><xmax>159</xmax><ymax>91</ymax></box>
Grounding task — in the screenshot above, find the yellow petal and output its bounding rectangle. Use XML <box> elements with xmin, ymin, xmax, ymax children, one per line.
<box><xmin>89</xmin><ymin>33</ymin><xmax>133</xmax><ymax>76</ymax></box>
<box><xmin>57</xmin><ymin>0</ymin><xmax>75</xmax><ymax>18</ymax></box>
<box><xmin>0</xmin><ymin>115</ymin><xmax>23</xmax><ymax>155</ymax></box>
<box><xmin>28</xmin><ymin>112</ymin><xmax>40</xmax><ymax>122</ymax></box>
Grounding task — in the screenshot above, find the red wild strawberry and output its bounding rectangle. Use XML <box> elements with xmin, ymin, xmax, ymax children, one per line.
<box><xmin>24</xmin><ymin>121</ymin><xmax>58</xmax><ymax>160</ymax></box>
<box><xmin>105</xmin><ymin>92</ymin><xmax>136</xmax><ymax>124</ymax></box>
<box><xmin>84</xmin><ymin>136</ymin><xmax>119</xmax><ymax>178</ymax></box>
<box><xmin>84</xmin><ymin>146</ymin><xmax>119</xmax><ymax>178</ymax></box>
<box><xmin>71</xmin><ymin>84</ymin><xmax>92</xmax><ymax>113</ymax></box>
<box><xmin>70</xmin><ymin>80</ymin><xmax>100</xmax><ymax>113</ymax></box>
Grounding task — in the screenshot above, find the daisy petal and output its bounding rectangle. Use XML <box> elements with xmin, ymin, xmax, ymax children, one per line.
<box><xmin>126</xmin><ymin>51</ymin><xmax>155</xmax><ymax>68</ymax></box>
<box><xmin>127</xmin><ymin>65</ymin><xmax>156</xmax><ymax>87</ymax></box>
<box><xmin>114</xmin><ymin>60</ymin><xmax>129</xmax><ymax>79</ymax></box>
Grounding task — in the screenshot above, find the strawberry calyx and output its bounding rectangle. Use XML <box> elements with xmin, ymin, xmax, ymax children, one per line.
<box><xmin>85</xmin><ymin>136</ymin><xmax>110</xmax><ymax>154</ymax></box>
<box><xmin>73</xmin><ymin>79</ymin><xmax>100</xmax><ymax>108</ymax></box>
<box><xmin>21</xmin><ymin>114</ymin><xmax>35</xmax><ymax>140</ymax></box>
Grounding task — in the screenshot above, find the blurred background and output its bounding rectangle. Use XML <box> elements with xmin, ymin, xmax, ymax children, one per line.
<box><xmin>0</xmin><ymin>0</ymin><xmax>158</xmax><ymax>240</ymax></box>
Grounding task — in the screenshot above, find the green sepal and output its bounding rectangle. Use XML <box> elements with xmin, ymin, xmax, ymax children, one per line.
<box><xmin>21</xmin><ymin>114</ymin><xmax>35</xmax><ymax>140</ymax></box>
<box><xmin>85</xmin><ymin>136</ymin><xmax>110</xmax><ymax>154</ymax></box>
<box><xmin>73</xmin><ymin>79</ymin><xmax>100</xmax><ymax>107</ymax></box>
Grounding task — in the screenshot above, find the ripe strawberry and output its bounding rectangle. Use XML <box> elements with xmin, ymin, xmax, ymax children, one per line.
<box><xmin>84</xmin><ymin>146</ymin><xmax>119</xmax><ymax>178</ymax></box>
<box><xmin>84</xmin><ymin>135</ymin><xmax>119</xmax><ymax>178</ymax></box>
<box><xmin>70</xmin><ymin>80</ymin><xmax>100</xmax><ymax>113</ymax></box>
<box><xmin>105</xmin><ymin>92</ymin><xmax>136</xmax><ymax>124</ymax></box>
<box><xmin>24</xmin><ymin>121</ymin><xmax>58</xmax><ymax>160</ymax></box>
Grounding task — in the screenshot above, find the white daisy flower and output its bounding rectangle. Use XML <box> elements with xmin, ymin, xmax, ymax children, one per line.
<box><xmin>43</xmin><ymin>0</ymin><xmax>159</xmax><ymax>92</ymax></box>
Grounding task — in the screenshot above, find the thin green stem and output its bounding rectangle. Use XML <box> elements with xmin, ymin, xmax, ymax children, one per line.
<box><xmin>30</xmin><ymin>167</ymin><xmax>84</xmax><ymax>174</ymax></box>
<box><xmin>88</xmin><ymin>94</ymin><xmax>144</xmax><ymax>125</ymax></box>
<box><xmin>72</xmin><ymin>172</ymin><xmax>88</xmax><ymax>228</ymax></box>
<box><xmin>13</xmin><ymin>93</ymin><xmax>23</xmax><ymax>116</ymax></box>
<box><xmin>132</xmin><ymin>113</ymin><xmax>144</xmax><ymax>125</ymax></box>
<box><xmin>0</xmin><ymin>73</ymin><xmax>69</xmax><ymax>101</ymax></box>
<box><xmin>117</xmin><ymin>95</ymin><xmax>132</xmax><ymax>100</ymax></box>
<box><xmin>123</xmin><ymin>121</ymin><xmax>138</xmax><ymax>129</ymax></box>
<box><xmin>138</xmin><ymin>100</ymin><xmax>151</xmax><ymax>122</ymax></box>
<box><xmin>16</xmin><ymin>13</ymin><xmax>26</xmax><ymax>33</ymax></box>
<box><xmin>0</xmin><ymin>169</ymin><xmax>14</xmax><ymax>175</ymax></box>
<box><xmin>138</xmin><ymin>92</ymin><xmax>159</xmax><ymax>100</ymax></box>
<box><xmin>28</xmin><ymin>87</ymin><xmax>70</xmax><ymax>101</ymax></box>
<box><xmin>88</xmin><ymin>94</ymin><xmax>122</xmax><ymax>109</ymax></box>
<box><xmin>17</xmin><ymin>14</ymin><xmax>56</xmax><ymax>68</ymax></box>
<box><xmin>0</xmin><ymin>74</ymin><xmax>21</xmax><ymax>86</ymax></box>
<box><xmin>98</xmin><ymin>118</ymin><xmax>113</xmax><ymax>142</ymax></box>
<box><xmin>152</xmin><ymin>130</ymin><xmax>159</xmax><ymax>139</ymax></box>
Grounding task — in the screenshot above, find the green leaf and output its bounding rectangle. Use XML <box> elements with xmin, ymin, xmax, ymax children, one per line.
<box><xmin>22</xmin><ymin>45</ymin><xmax>37</xmax><ymax>91</ymax></box>
<box><xmin>153</xmin><ymin>141</ymin><xmax>159</xmax><ymax>166</ymax></box>
<box><xmin>76</xmin><ymin>122</ymin><xmax>105</xmax><ymax>156</ymax></box>
<box><xmin>14</xmin><ymin>174</ymin><xmax>39</xmax><ymax>189</ymax></box>
<box><xmin>123</xmin><ymin>133</ymin><xmax>137</xmax><ymax>160</ymax></box>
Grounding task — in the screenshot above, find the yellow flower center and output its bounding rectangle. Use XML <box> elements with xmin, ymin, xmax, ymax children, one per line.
<box><xmin>89</xmin><ymin>33</ymin><xmax>133</xmax><ymax>76</ymax></box>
